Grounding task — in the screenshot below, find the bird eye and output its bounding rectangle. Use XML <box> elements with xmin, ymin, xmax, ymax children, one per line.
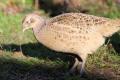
<box><xmin>27</xmin><ymin>20</ymin><xmax>31</xmax><ymax>24</ymax></box>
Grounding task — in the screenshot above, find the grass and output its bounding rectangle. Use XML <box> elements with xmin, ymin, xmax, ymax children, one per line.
<box><xmin>0</xmin><ymin>1</ymin><xmax>120</xmax><ymax>80</ymax></box>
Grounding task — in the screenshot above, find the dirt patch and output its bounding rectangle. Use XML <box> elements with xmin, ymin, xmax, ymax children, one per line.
<box><xmin>12</xmin><ymin>51</ymin><xmax>26</xmax><ymax>59</ymax></box>
<box><xmin>0</xmin><ymin>50</ymin><xmax>4</xmax><ymax>56</ymax></box>
<box><xmin>104</xmin><ymin>68</ymin><xmax>118</xmax><ymax>80</ymax></box>
<box><xmin>0</xmin><ymin>77</ymin><xmax>4</xmax><ymax>80</ymax></box>
<box><xmin>87</xmin><ymin>67</ymin><xmax>120</xmax><ymax>80</ymax></box>
<box><xmin>6</xmin><ymin>66</ymin><xmax>60</xmax><ymax>80</ymax></box>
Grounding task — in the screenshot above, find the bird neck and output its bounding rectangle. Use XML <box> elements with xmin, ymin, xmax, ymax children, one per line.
<box><xmin>32</xmin><ymin>19</ymin><xmax>47</xmax><ymax>44</ymax></box>
<box><xmin>33</xmin><ymin>19</ymin><xmax>46</xmax><ymax>34</ymax></box>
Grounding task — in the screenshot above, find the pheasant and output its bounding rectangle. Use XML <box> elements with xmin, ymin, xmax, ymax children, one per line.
<box><xmin>22</xmin><ymin>13</ymin><xmax>120</xmax><ymax>75</ymax></box>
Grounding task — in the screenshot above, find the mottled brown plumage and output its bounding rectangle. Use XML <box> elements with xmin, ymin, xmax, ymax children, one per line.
<box><xmin>22</xmin><ymin>13</ymin><xmax>120</xmax><ymax>75</ymax></box>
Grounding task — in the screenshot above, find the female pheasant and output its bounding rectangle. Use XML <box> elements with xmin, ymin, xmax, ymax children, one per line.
<box><xmin>22</xmin><ymin>13</ymin><xmax>120</xmax><ymax>75</ymax></box>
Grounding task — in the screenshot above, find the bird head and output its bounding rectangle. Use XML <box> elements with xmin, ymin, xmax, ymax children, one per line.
<box><xmin>22</xmin><ymin>13</ymin><xmax>44</xmax><ymax>32</ymax></box>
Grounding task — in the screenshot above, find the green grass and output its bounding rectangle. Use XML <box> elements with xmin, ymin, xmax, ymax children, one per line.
<box><xmin>0</xmin><ymin>1</ymin><xmax>120</xmax><ymax>80</ymax></box>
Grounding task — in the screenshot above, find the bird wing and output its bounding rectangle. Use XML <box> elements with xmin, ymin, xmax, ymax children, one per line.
<box><xmin>47</xmin><ymin>13</ymin><xmax>112</xmax><ymax>34</ymax></box>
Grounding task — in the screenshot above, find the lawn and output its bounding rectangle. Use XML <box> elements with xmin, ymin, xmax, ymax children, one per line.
<box><xmin>0</xmin><ymin>1</ymin><xmax>120</xmax><ymax>80</ymax></box>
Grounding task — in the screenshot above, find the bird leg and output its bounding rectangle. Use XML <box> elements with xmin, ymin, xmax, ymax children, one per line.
<box><xmin>69</xmin><ymin>54</ymin><xmax>88</xmax><ymax>76</ymax></box>
<box><xmin>69</xmin><ymin>58</ymin><xmax>79</xmax><ymax>73</ymax></box>
<box><xmin>76</xmin><ymin>61</ymin><xmax>82</xmax><ymax>71</ymax></box>
<box><xmin>79</xmin><ymin>54</ymin><xmax>88</xmax><ymax>75</ymax></box>
<box><xmin>80</xmin><ymin>60</ymin><xmax>86</xmax><ymax>75</ymax></box>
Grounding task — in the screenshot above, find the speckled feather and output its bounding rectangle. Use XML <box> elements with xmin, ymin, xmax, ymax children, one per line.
<box><xmin>46</xmin><ymin>13</ymin><xmax>119</xmax><ymax>36</ymax></box>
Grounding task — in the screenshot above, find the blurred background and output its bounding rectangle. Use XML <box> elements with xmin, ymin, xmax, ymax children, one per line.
<box><xmin>1</xmin><ymin>0</ymin><xmax>120</xmax><ymax>17</ymax></box>
<box><xmin>0</xmin><ymin>0</ymin><xmax>120</xmax><ymax>80</ymax></box>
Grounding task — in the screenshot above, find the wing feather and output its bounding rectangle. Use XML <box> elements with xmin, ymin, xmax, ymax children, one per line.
<box><xmin>47</xmin><ymin>13</ymin><xmax>112</xmax><ymax>34</ymax></box>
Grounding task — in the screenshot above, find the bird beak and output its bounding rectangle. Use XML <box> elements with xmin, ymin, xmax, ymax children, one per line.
<box><xmin>22</xmin><ymin>27</ymin><xmax>26</xmax><ymax>32</ymax></box>
<box><xmin>22</xmin><ymin>27</ymin><xmax>30</xmax><ymax>32</ymax></box>
<box><xmin>22</xmin><ymin>27</ymin><xmax>32</xmax><ymax>32</ymax></box>
<box><xmin>23</xmin><ymin>29</ymin><xmax>25</xmax><ymax>32</ymax></box>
